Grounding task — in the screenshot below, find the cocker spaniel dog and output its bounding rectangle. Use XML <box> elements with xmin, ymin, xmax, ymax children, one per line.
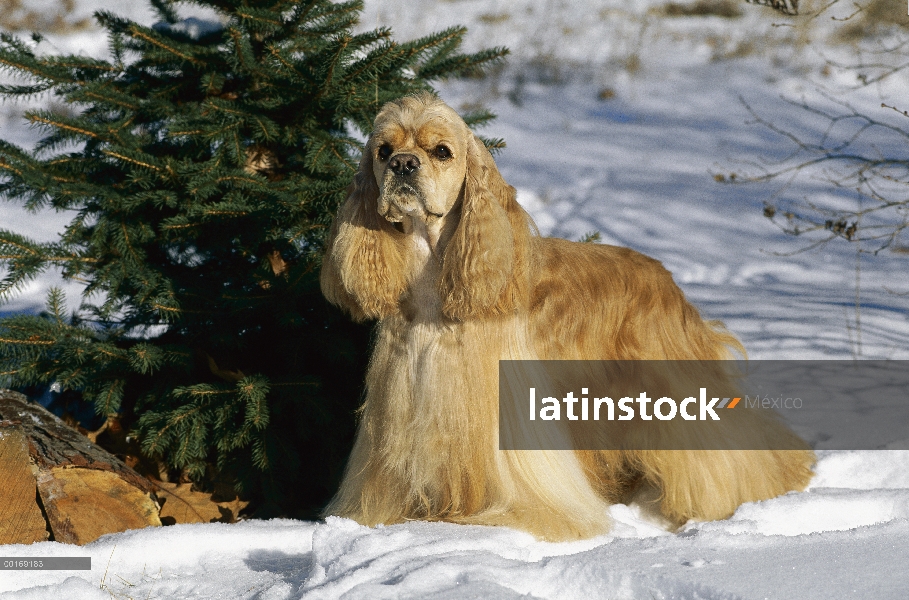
<box><xmin>320</xmin><ymin>92</ymin><xmax>814</xmax><ymax>541</ymax></box>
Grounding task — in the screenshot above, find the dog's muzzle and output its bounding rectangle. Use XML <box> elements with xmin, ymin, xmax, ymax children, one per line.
<box><xmin>379</xmin><ymin>155</ymin><xmax>430</xmax><ymax>222</ymax></box>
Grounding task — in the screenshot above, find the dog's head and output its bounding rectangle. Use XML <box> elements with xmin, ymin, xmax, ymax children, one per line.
<box><xmin>368</xmin><ymin>95</ymin><xmax>471</xmax><ymax>224</ymax></box>
<box><xmin>321</xmin><ymin>93</ymin><xmax>534</xmax><ymax>322</ymax></box>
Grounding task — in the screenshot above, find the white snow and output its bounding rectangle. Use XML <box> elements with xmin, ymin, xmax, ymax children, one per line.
<box><xmin>1</xmin><ymin>0</ymin><xmax>909</xmax><ymax>597</ymax></box>
<box><xmin>2</xmin><ymin>469</ymin><xmax>909</xmax><ymax>599</ymax></box>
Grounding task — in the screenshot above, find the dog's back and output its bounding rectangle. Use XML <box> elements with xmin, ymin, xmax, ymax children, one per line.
<box><xmin>528</xmin><ymin>237</ymin><xmax>741</xmax><ymax>361</ymax></box>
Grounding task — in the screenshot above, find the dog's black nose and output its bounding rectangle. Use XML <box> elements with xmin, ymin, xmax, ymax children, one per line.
<box><xmin>389</xmin><ymin>153</ymin><xmax>420</xmax><ymax>176</ymax></box>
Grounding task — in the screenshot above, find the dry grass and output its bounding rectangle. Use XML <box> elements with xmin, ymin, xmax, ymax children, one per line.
<box><xmin>478</xmin><ymin>12</ymin><xmax>510</xmax><ymax>25</ymax></box>
<box><xmin>659</xmin><ymin>0</ymin><xmax>744</xmax><ymax>19</ymax></box>
<box><xmin>835</xmin><ymin>0</ymin><xmax>909</xmax><ymax>42</ymax></box>
<box><xmin>0</xmin><ymin>0</ymin><xmax>92</xmax><ymax>34</ymax></box>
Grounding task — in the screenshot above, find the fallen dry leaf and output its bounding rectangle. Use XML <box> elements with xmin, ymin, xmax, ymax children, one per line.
<box><xmin>155</xmin><ymin>481</ymin><xmax>248</xmax><ymax>525</ymax></box>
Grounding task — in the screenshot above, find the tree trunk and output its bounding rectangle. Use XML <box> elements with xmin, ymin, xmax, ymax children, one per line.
<box><xmin>0</xmin><ymin>389</ymin><xmax>161</xmax><ymax>545</ymax></box>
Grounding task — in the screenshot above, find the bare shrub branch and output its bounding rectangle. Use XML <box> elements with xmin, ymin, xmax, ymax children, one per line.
<box><xmin>733</xmin><ymin>95</ymin><xmax>909</xmax><ymax>254</ymax></box>
<box><xmin>745</xmin><ymin>0</ymin><xmax>800</xmax><ymax>15</ymax></box>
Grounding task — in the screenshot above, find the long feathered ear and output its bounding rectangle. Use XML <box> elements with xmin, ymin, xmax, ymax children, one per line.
<box><xmin>321</xmin><ymin>139</ymin><xmax>408</xmax><ymax>321</ymax></box>
<box><xmin>439</xmin><ymin>135</ymin><xmax>534</xmax><ymax>320</ymax></box>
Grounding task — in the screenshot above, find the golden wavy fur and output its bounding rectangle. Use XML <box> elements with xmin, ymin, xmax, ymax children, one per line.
<box><xmin>320</xmin><ymin>92</ymin><xmax>815</xmax><ymax>541</ymax></box>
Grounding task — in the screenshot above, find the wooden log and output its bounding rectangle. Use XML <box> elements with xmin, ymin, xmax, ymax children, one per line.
<box><xmin>0</xmin><ymin>389</ymin><xmax>161</xmax><ymax>545</ymax></box>
<box><xmin>0</xmin><ymin>423</ymin><xmax>49</xmax><ymax>544</ymax></box>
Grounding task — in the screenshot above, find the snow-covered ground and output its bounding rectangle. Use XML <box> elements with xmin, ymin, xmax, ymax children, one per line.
<box><xmin>3</xmin><ymin>474</ymin><xmax>909</xmax><ymax>600</ymax></box>
<box><xmin>1</xmin><ymin>0</ymin><xmax>908</xmax><ymax>598</ymax></box>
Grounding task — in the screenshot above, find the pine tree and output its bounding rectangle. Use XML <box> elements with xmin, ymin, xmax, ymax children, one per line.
<box><xmin>0</xmin><ymin>0</ymin><xmax>505</xmax><ymax>515</ymax></box>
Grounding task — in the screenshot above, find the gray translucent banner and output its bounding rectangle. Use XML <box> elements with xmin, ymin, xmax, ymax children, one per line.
<box><xmin>0</xmin><ymin>557</ymin><xmax>91</xmax><ymax>570</ymax></box>
<box><xmin>498</xmin><ymin>360</ymin><xmax>909</xmax><ymax>450</ymax></box>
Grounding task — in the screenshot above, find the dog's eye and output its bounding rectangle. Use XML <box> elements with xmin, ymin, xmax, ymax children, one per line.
<box><xmin>377</xmin><ymin>144</ymin><xmax>392</xmax><ymax>161</ymax></box>
<box><xmin>434</xmin><ymin>145</ymin><xmax>452</xmax><ymax>160</ymax></box>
